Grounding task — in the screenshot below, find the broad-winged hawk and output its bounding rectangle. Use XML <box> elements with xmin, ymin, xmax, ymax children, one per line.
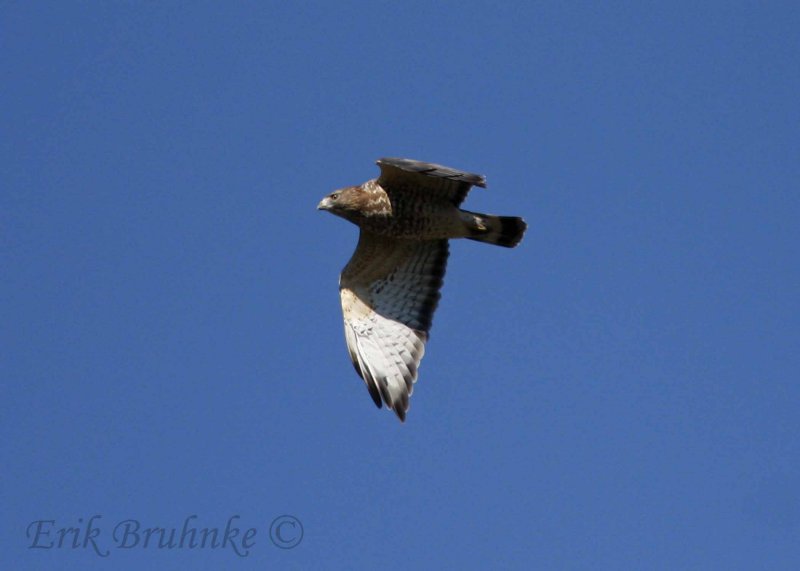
<box><xmin>318</xmin><ymin>158</ymin><xmax>526</xmax><ymax>421</ymax></box>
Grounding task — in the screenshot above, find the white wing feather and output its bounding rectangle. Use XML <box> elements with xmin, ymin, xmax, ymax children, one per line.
<box><xmin>339</xmin><ymin>233</ymin><xmax>448</xmax><ymax>421</ymax></box>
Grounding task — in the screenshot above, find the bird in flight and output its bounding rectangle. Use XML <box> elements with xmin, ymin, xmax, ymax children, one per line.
<box><xmin>318</xmin><ymin>158</ymin><xmax>527</xmax><ymax>421</ymax></box>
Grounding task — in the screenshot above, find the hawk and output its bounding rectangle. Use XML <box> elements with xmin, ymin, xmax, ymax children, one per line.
<box><xmin>318</xmin><ymin>158</ymin><xmax>527</xmax><ymax>421</ymax></box>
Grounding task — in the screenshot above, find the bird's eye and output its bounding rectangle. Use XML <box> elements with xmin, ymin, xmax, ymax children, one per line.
<box><xmin>330</xmin><ymin>193</ymin><xmax>339</xmax><ymax>200</ymax></box>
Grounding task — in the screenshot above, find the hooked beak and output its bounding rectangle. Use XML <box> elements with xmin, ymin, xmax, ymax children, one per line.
<box><xmin>317</xmin><ymin>197</ymin><xmax>332</xmax><ymax>211</ymax></box>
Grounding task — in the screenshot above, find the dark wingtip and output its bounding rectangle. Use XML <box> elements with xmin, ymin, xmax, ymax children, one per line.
<box><xmin>367</xmin><ymin>382</ymin><xmax>382</xmax><ymax>409</ymax></box>
<box><xmin>351</xmin><ymin>358</ymin><xmax>383</xmax><ymax>408</ymax></box>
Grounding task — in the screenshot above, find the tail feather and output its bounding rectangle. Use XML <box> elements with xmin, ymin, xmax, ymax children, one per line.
<box><xmin>464</xmin><ymin>212</ymin><xmax>527</xmax><ymax>248</ymax></box>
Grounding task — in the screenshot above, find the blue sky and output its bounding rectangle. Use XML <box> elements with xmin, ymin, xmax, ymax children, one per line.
<box><xmin>3</xmin><ymin>2</ymin><xmax>799</xmax><ymax>569</ymax></box>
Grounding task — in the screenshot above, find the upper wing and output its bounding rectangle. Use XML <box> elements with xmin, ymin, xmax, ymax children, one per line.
<box><xmin>376</xmin><ymin>157</ymin><xmax>486</xmax><ymax>207</ymax></box>
<box><xmin>339</xmin><ymin>231</ymin><xmax>449</xmax><ymax>421</ymax></box>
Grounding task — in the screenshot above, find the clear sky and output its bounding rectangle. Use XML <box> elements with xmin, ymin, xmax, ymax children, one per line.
<box><xmin>3</xmin><ymin>2</ymin><xmax>799</xmax><ymax>569</ymax></box>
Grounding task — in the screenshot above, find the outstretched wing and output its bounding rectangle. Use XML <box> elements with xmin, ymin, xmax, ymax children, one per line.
<box><xmin>339</xmin><ymin>231</ymin><xmax>449</xmax><ymax>421</ymax></box>
<box><xmin>376</xmin><ymin>157</ymin><xmax>486</xmax><ymax>207</ymax></box>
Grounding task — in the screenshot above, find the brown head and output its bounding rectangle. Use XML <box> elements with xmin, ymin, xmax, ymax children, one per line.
<box><xmin>317</xmin><ymin>182</ymin><xmax>388</xmax><ymax>224</ymax></box>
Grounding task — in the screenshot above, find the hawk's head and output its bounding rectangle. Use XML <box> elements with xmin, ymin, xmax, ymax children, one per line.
<box><xmin>317</xmin><ymin>184</ymin><xmax>378</xmax><ymax>224</ymax></box>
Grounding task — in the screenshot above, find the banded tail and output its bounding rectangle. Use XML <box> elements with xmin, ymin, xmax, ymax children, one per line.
<box><xmin>463</xmin><ymin>210</ymin><xmax>527</xmax><ymax>248</ymax></box>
